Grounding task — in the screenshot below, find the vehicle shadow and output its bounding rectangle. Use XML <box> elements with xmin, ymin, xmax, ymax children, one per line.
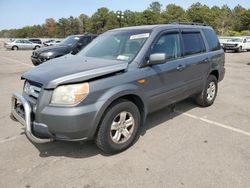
<box><xmin>32</xmin><ymin>98</ymin><xmax>198</xmax><ymax>159</ymax></box>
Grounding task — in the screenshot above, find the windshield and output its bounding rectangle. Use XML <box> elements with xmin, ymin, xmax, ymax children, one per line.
<box><xmin>79</xmin><ymin>30</ymin><xmax>150</xmax><ymax>62</ymax></box>
<box><xmin>60</xmin><ymin>36</ymin><xmax>80</xmax><ymax>46</ymax></box>
<box><xmin>228</xmin><ymin>38</ymin><xmax>242</xmax><ymax>42</ymax></box>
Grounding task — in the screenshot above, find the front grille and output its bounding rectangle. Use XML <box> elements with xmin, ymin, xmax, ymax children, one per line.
<box><xmin>224</xmin><ymin>44</ymin><xmax>237</xmax><ymax>47</ymax></box>
<box><xmin>32</xmin><ymin>51</ymin><xmax>38</xmax><ymax>57</ymax></box>
<box><xmin>24</xmin><ymin>81</ymin><xmax>42</xmax><ymax>103</ymax></box>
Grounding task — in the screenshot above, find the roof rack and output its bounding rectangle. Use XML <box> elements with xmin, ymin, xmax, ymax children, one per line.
<box><xmin>171</xmin><ymin>22</ymin><xmax>208</xmax><ymax>26</ymax></box>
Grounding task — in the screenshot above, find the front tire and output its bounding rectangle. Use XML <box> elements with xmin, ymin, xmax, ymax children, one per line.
<box><xmin>12</xmin><ymin>46</ymin><xmax>18</xmax><ymax>50</ymax></box>
<box><xmin>96</xmin><ymin>99</ymin><xmax>140</xmax><ymax>154</ymax></box>
<box><xmin>237</xmin><ymin>46</ymin><xmax>242</xmax><ymax>53</ymax></box>
<box><xmin>195</xmin><ymin>75</ymin><xmax>218</xmax><ymax>107</ymax></box>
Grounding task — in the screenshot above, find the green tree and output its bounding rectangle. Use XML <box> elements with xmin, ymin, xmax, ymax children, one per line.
<box><xmin>186</xmin><ymin>3</ymin><xmax>212</xmax><ymax>24</ymax></box>
<box><xmin>148</xmin><ymin>1</ymin><xmax>162</xmax><ymax>13</ymax></box>
<box><xmin>88</xmin><ymin>7</ymin><xmax>110</xmax><ymax>34</ymax></box>
<box><xmin>78</xmin><ymin>14</ymin><xmax>89</xmax><ymax>33</ymax></box>
<box><xmin>57</xmin><ymin>18</ymin><xmax>70</xmax><ymax>37</ymax></box>
<box><xmin>162</xmin><ymin>4</ymin><xmax>187</xmax><ymax>23</ymax></box>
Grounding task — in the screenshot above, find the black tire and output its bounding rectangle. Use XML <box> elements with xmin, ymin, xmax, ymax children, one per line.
<box><xmin>34</xmin><ymin>46</ymin><xmax>40</xmax><ymax>50</ymax></box>
<box><xmin>96</xmin><ymin>99</ymin><xmax>140</xmax><ymax>154</ymax></box>
<box><xmin>195</xmin><ymin>75</ymin><xmax>218</xmax><ymax>107</ymax></box>
<box><xmin>237</xmin><ymin>46</ymin><xmax>242</xmax><ymax>53</ymax></box>
<box><xmin>12</xmin><ymin>46</ymin><xmax>18</xmax><ymax>50</ymax></box>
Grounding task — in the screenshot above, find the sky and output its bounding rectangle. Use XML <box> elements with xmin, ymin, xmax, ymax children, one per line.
<box><xmin>0</xmin><ymin>0</ymin><xmax>249</xmax><ymax>30</ymax></box>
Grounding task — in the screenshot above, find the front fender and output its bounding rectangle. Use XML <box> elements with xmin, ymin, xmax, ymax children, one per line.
<box><xmin>88</xmin><ymin>83</ymin><xmax>147</xmax><ymax>139</ymax></box>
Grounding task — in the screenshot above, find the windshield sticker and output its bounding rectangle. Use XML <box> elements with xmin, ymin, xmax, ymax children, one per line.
<box><xmin>74</xmin><ymin>37</ymin><xmax>80</xmax><ymax>40</ymax></box>
<box><xmin>130</xmin><ymin>33</ymin><xmax>150</xmax><ymax>40</ymax></box>
<box><xmin>117</xmin><ymin>55</ymin><xmax>130</xmax><ymax>61</ymax></box>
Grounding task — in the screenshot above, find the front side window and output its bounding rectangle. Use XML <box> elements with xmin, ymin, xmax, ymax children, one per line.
<box><xmin>80</xmin><ymin>31</ymin><xmax>150</xmax><ymax>62</ymax></box>
<box><xmin>182</xmin><ymin>32</ymin><xmax>206</xmax><ymax>56</ymax></box>
<box><xmin>151</xmin><ymin>33</ymin><xmax>181</xmax><ymax>60</ymax></box>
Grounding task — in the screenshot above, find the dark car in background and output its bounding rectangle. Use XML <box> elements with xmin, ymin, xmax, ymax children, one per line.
<box><xmin>28</xmin><ymin>38</ymin><xmax>42</xmax><ymax>44</ymax></box>
<box><xmin>31</xmin><ymin>34</ymin><xmax>97</xmax><ymax>65</ymax></box>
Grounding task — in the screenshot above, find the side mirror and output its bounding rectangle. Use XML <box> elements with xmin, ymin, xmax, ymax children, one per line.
<box><xmin>148</xmin><ymin>53</ymin><xmax>166</xmax><ymax>65</ymax></box>
<box><xmin>71</xmin><ymin>43</ymin><xmax>83</xmax><ymax>55</ymax></box>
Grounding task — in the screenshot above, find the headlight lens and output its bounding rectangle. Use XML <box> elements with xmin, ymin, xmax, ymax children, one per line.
<box><xmin>51</xmin><ymin>83</ymin><xmax>89</xmax><ymax>105</ymax></box>
<box><xmin>40</xmin><ymin>52</ymin><xmax>53</xmax><ymax>57</ymax></box>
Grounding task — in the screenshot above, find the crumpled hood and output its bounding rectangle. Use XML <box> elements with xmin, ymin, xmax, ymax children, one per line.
<box><xmin>22</xmin><ymin>55</ymin><xmax>128</xmax><ymax>89</ymax></box>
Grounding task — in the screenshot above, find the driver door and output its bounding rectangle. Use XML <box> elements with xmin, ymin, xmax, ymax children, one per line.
<box><xmin>143</xmin><ymin>30</ymin><xmax>186</xmax><ymax>112</ymax></box>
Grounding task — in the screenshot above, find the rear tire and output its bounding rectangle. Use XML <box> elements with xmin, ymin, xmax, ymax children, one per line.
<box><xmin>195</xmin><ymin>75</ymin><xmax>218</xmax><ymax>107</ymax></box>
<box><xmin>12</xmin><ymin>46</ymin><xmax>18</xmax><ymax>50</ymax></box>
<box><xmin>95</xmin><ymin>99</ymin><xmax>140</xmax><ymax>154</ymax></box>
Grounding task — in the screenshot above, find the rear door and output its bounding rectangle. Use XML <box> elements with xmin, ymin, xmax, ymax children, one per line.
<box><xmin>23</xmin><ymin>40</ymin><xmax>34</xmax><ymax>49</ymax></box>
<box><xmin>179</xmin><ymin>29</ymin><xmax>209</xmax><ymax>95</ymax></box>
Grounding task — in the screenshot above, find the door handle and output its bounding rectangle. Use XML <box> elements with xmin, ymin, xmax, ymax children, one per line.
<box><xmin>176</xmin><ymin>64</ymin><xmax>186</xmax><ymax>71</ymax></box>
<box><xmin>203</xmin><ymin>58</ymin><xmax>209</xmax><ymax>63</ymax></box>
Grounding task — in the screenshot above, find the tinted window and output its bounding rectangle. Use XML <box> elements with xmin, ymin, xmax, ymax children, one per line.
<box><xmin>182</xmin><ymin>32</ymin><xmax>206</xmax><ymax>56</ymax></box>
<box><xmin>79</xmin><ymin>37</ymin><xmax>91</xmax><ymax>46</ymax></box>
<box><xmin>202</xmin><ymin>29</ymin><xmax>221</xmax><ymax>51</ymax></box>
<box><xmin>152</xmin><ymin>33</ymin><xmax>181</xmax><ymax>60</ymax></box>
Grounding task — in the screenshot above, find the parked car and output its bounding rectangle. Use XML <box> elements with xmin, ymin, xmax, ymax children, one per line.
<box><xmin>28</xmin><ymin>38</ymin><xmax>42</xmax><ymax>44</ymax></box>
<box><xmin>222</xmin><ymin>36</ymin><xmax>250</xmax><ymax>52</ymax></box>
<box><xmin>11</xmin><ymin>24</ymin><xmax>225</xmax><ymax>154</ymax></box>
<box><xmin>218</xmin><ymin>37</ymin><xmax>233</xmax><ymax>47</ymax></box>
<box><xmin>43</xmin><ymin>40</ymin><xmax>61</xmax><ymax>46</ymax></box>
<box><xmin>31</xmin><ymin>34</ymin><xmax>97</xmax><ymax>65</ymax></box>
<box><xmin>4</xmin><ymin>39</ymin><xmax>42</xmax><ymax>50</ymax></box>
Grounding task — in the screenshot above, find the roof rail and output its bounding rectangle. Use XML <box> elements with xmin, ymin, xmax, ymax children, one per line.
<box><xmin>171</xmin><ymin>22</ymin><xmax>208</xmax><ymax>26</ymax></box>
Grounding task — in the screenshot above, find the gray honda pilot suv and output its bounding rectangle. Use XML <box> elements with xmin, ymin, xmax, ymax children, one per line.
<box><xmin>11</xmin><ymin>24</ymin><xmax>225</xmax><ymax>154</ymax></box>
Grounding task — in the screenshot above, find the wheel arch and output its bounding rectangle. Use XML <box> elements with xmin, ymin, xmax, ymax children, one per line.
<box><xmin>89</xmin><ymin>87</ymin><xmax>147</xmax><ymax>139</ymax></box>
<box><xmin>209</xmin><ymin>69</ymin><xmax>219</xmax><ymax>81</ymax></box>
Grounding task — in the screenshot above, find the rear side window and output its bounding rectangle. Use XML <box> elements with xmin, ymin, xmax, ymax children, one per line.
<box><xmin>202</xmin><ymin>29</ymin><xmax>221</xmax><ymax>51</ymax></box>
<box><xmin>182</xmin><ymin>32</ymin><xmax>206</xmax><ymax>56</ymax></box>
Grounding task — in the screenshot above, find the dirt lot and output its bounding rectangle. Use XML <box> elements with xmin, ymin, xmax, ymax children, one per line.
<box><xmin>0</xmin><ymin>47</ymin><xmax>250</xmax><ymax>188</ymax></box>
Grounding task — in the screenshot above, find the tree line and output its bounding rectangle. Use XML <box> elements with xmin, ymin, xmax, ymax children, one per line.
<box><xmin>0</xmin><ymin>2</ymin><xmax>250</xmax><ymax>38</ymax></box>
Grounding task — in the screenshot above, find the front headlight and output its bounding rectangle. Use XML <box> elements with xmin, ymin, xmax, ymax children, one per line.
<box><xmin>40</xmin><ymin>52</ymin><xmax>53</xmax><ymax>57</ymax></box>
<box><xmin>51</xmin><ymin>83</ymin><xmax>89</xmax><ymax>105</ymax></box>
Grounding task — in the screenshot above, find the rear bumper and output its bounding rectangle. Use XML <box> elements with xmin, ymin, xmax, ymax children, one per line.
<box><xmin>11</xmin><ymin>92</ymin><xmax>54</xmax><ymax>143</ymax></box>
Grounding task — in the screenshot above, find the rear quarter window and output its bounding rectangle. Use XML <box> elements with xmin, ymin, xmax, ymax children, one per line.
<box><xmin>202</xmin><ymin>29</ymin><xmax>221</xmax><ymax>51</ymax></box>
<box><xmin>182</xmin><ymin>32</ymin><xmax>206</xmax><ymax>56</ymax></box>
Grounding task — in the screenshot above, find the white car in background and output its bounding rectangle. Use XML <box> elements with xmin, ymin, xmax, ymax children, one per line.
<box><xmin>43</xmin><ymin>40</ymin><xmax>61</xmax><ymax>46</ymax></box>
<box><xmin>4</xmin><ymin>39</ymin><xmax>42</xmax><ymax>50</ymax></box>
<box><xmin>221</xmin><ymin>36</ymin><xmax>250</xmax><ymax>52</ymax></box>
